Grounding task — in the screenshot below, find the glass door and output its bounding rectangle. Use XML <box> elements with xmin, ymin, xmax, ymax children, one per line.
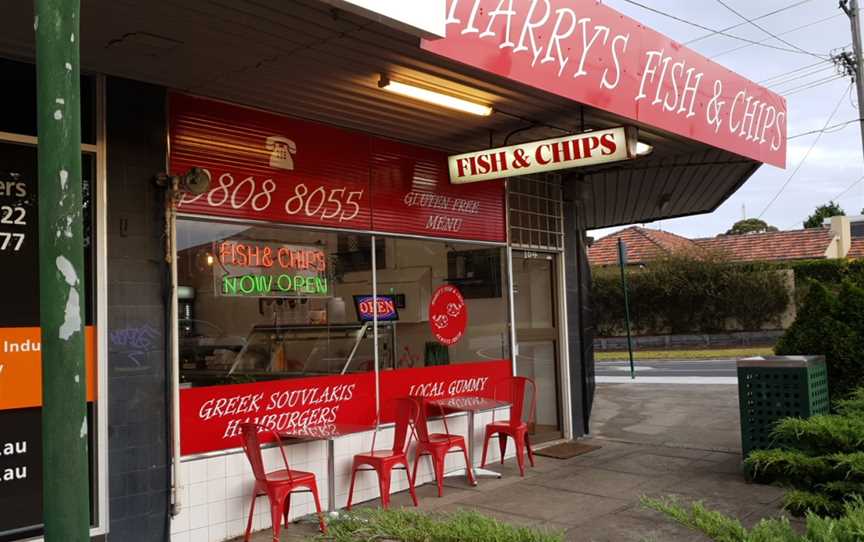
<box><xmin>512</xmin><ymin>251</ymin><xmax>562</xmax><ymax>443</ymax></box>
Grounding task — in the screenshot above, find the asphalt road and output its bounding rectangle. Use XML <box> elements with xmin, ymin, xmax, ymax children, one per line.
<box><xmin>595</xmin><ymin>358</ymin><xmax>738</xmax><ymax>378</ymax></box>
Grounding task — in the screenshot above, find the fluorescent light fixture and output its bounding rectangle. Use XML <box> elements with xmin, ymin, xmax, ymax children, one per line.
<box><xmin>379</xmin><ymin>75</ymin><xmax>493</xmax><ymax>116</ymax></box>
<box><xmin>636</xmin><ymin>141</ymin><xmax>654</xmax><ymax>156</ymax></box>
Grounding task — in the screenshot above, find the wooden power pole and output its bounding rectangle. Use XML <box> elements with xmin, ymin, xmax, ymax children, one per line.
<box><xmin>34</xmin><ymin>0</ymin><xmax>90</xmax><ymax>539</ymax></box>
<box><xmin>839</xmin><ymin>0</ymin><xmax>864</xmax><ymax>159</ymax></box>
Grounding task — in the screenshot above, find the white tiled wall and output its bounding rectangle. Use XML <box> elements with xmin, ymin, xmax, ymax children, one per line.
<box><xmin>170</xmin><ymin>408</ymin><xmax>513</xmax><ymax>542</ymax></box>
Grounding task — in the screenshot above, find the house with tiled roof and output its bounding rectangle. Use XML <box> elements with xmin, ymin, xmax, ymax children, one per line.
<box><xmin>587</xmin><ymin>226</ymin><xmax>701</xmax><ymax>266</ymax></box>
<box><xmin>849</xmin><ymin>238</ymin><xmax>864</xmax><ymax>259</ymax></box>
<box><xmin>589</xmin><ymin>216</ymin><xmax>856</xmax><ymax>267</ymax></box>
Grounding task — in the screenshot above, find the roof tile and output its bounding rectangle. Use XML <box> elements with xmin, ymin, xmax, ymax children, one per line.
<box><xmin>588</xmin><ymin>227</ymin><xmax>700</xmax><ymax>266</ymax></box>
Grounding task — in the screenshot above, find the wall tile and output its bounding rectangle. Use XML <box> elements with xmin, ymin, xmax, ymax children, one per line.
<box><xmin>206</xmin><ymin>477</ymin><xmax>227</xmax><ymax>504</ymax></box>
<box><xmin>206</xmin><ymin>456</ymin><xmax>227</xmax><ymax>479</ymax></box>
<box><xmin>207</xmin><ymin>521</ymin><xmax>227</xmax><ymax>542</ymax></box>
<box><xmin>188</xmin><ymin>482</ymin><xmax>207</xmax><ymax>507</ymax></box>
<box><xmin>187</xmin><ymin>526</ymin><xmax>209</xmax><ymax>542</ymax></box>
<box><xmin>188</xmin><ymin>503</ymin><xmax>209</xmax><ymax>531</ymax></box>
<box><xmin>188</xmin><ymin>460</ymin><xmax>208</xmax><ymax>485</ymax></box>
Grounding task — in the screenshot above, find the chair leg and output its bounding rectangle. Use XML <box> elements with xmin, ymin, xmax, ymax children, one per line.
<box><xmin>526</xmin><ymin>433</ymin><xmax>535</xmax><ymax>467</ymax></box>
<box><xmin>514</xmin><ymin>434</ymin><xmax>526</xmax><ymax>477</ymax></box>
<box><xmin>460</xmin><ymin>445</ymin><xmax>476</xmax><ymax>486</ymax></box>
<box><xmin>480</xmin><ymin>430</ymin><xmax>491</xmax><ymax>468</ymax></box>
<box><xmin>498</xmin><ymin>433</ymin><xmax>508</xmax><ymax>464</ymax></box>
<box><xmin>283</xmin><ymin>492</ymin><xmax>291</xmax><ymax>527</ymax></box>
<box><xmin>244</xmin><ymin>494</ymin><xmax>257</xmax><ymax>542</ymax></box>
<box><xmin>346</xmin><ymin>465</ymin><xmax>359</xmax><ymax>511</ymax></box>
<box><xmin>405</xmin><ymin>460</ymin><xmax>419</xmax><ymax>507</ymax></box>
<box><xmin>269</xmin><ymin>499</ymin><xmax>283</xmax><ymax>542</ymax></box>
<box><xmin>379</xmin><ymin>468</ymin><xmax>392</xmax><ymax>509</ymax></box>
<box><xmin>431</xmin><ymin>454</ymin><xmax>445</xmax><ymax>497</ymax></box>
<box><xmin>310</xmin><ymin>481</ymin><xmax>327</xmax><ymax>534</ymax></box>
<box><xmin>412</xmin><ymin>453</ymin><xmax>422</xmax><ymax>490</ymax></box>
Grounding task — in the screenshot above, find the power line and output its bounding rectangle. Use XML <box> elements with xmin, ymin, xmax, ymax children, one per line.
<box><xmin>832</xmin><ymin>174</ymin><xmax>864</xmax><ymax>201</ymax></box>
<box><xmin>688</xmin><ymin>0</ymin><xmax>816</xmax><ymax>45</ymax></box>
<box><xmin>759</xmin><ymin>60</ymin><xmax>827</xmax><ymax>84</ymax></box>
<box><xmin>767</xmin><ymin>65</ymin><xmax>836</xmax><ymax>89</ymax></box>
<box><xmin>619</xmin><ymin>0</ymin><xmax>832</xmax><ymax>57</ymax></box>
<box><xmin>758</xmin><ymin>84</ymin><xmax>851</xmax><ymax>219</ymax></box>
<box><xmin>712</xmin><ymin>0</ymin><xmax>829</xmax><ymax>60</ymax></box>
<box><xmin>780</xmin><ymin>75</ymin><xmax>847</xmax><ymax>96</ymax></box>
<box><xmin>787</xmin><ymin>118</ymin><xmax>863</xmax><ymax>139</ymax></box>
<box><xmin>711</xmin><ymin>15</ymin><xmax>842</xmax><ymax>60</ymax></box>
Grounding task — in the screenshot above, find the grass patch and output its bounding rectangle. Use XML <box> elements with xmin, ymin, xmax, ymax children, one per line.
<box><xmin>642</xmin><ymin>495</ymin><xmax>864</xmax><ymax>541</ymax></box>
<box><xmin>318</xmin><ymin>508</ymin><xmax>564</xmax><ymax>542</ymax></box>
<box><xmin>594</xmin><ymin>346</ymin><xmax>773</xmax><ymax>361</ymax></box>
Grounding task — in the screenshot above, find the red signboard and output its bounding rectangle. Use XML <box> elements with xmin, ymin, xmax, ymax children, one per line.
<box><xmin>179</xmin><ymin>360</ymin><xmax>511</xmax><ymax>455</ymax></box>
<box><xmin>429</xmin><ymin>285</ymin><xmax>468</xmax><ymax>345</ymax></box>
<box><xmin>170</xmin><ymin>93</ymin><xmax>506</xmax><ymax>242</ymax></box>
<box><xmin>421</xmin><ymin>1</ymin><xmax>787</xmax><ymax>168</ymax></box>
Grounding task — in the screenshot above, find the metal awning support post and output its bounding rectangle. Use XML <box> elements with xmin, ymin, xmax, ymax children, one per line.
<box><xmin>35</xmin><ymin>0</ymin><xmax>90</xmax><ymax>539</ymax></box>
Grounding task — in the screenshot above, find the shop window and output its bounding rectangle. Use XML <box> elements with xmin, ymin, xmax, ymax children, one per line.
<box><xmin>176</xmin><ymin>220</ymin><xmax>511</xmax><ymax>388</ymax></box>
<box><xmin>386</xmin><ymin>237</ymin><xmax>510</xmax><ymax>369</ymax></box>
<box><xmin>177</xmin><ymin>219</ymin><xmax>387</xmax><ymax>387</ymax></box>
<box><xmin>0</xmin><ymin>57</ymin><xmax>96</xmax><ymax>145</ymax></box>
<box><xmin>0</xmin><ymin>143</ymin><xmax>98</xmax><ymax>540</ymax></box>
<box><xmin>509</xmin><ymin>174</ymin><xmax>564</xmax><ymax>251</ymax></box>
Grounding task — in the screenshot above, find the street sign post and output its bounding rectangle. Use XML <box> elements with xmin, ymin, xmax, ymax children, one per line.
<box><xmin>617</xmin><ymin>239</ymin><xmax>635</xmax><ymax>379</ymax></box>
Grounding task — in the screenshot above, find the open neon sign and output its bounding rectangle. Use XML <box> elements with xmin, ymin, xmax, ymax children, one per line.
<box><xmin>214</xmin><ymin>240</ymin><xmax>330</xmax><ymax>298</ymax></box>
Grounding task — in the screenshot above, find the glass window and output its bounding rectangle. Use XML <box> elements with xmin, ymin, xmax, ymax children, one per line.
<box><xmin>0</xmin><ymin>143</ymin><xmax>98</xmax><ymax>539</ymax></box>
<box><xmin>385</xmin><ymin>237</ymin><xmax>510</xmax><ymax>369</ymax></box>
<box><xmin>0</xmin><ymin>57</ymin><xmax>96</xmax><ymax>145</ymax></box>
<box><xmin>177</xmin><ymin>219</ymin><xmax>389</xmax><ymax>387</ymax></box>
<box><xmin>177</xmin><ymin>219</ymin><xmax>512</xmax><ymax>388</ymax></box>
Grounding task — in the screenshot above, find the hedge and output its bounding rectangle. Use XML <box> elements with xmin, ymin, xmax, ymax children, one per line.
<box><xmin>592</xmin><ymin>252</ymin><xmax>791</xmax><ymax>336</ymax></box>
<box><xmin>751</xmin><ymin>258</ymin><xmax>864</xmax><ymax>287</ymax></box>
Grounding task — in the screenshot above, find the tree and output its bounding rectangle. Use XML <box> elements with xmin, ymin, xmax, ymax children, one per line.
<box><xmin>725</xmin><ymin>218</ymin><xmax>778</xmax><ymax>235</ymax></box>
<box><xmin>803</xmin><ymin>201</ymin><xmax>845</xmax><ymax>228</ymax></box>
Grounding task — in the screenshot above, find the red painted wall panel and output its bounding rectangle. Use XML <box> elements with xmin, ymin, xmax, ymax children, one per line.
<box><xmin>170</xmin><ymin>93</ymin><xmax>506</xmax><ymax>242</ymax></box>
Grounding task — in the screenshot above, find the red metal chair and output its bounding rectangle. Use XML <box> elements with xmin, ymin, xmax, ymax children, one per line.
<box><xmin>480</xmin><ymin>376</ymin><xmax>537</xmax><ymax>476</ymax></box>
<box><xmin>239</xmin><ymin>423</ymin><xmax>326</xmax><ymax>541</ymax></box>
<box><xmin>410</xmin><ymin>396</ymin><xmax>476</xmax><ymax>496</ymax></box>
<box><xmin>346</xmin><ymin>397</ymin><xmax>420</xmax><ymax>510</ymax></box>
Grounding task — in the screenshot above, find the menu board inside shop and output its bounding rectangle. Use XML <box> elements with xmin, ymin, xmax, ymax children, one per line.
<box><xmin>0</xmin><ymin>143</ymin><xmax>96</xmax><ymax>540</ymax></box>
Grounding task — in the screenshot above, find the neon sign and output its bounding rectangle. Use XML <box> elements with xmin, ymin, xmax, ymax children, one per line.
<box><xmin>353</xmin><ymin>295</ymin><xmax>398</xmax><ymax>322</ymax></box>
<box><xmin>213</xmin><ymin>240</ymin><xmax>330</xmax><ymax>298</ymax></box>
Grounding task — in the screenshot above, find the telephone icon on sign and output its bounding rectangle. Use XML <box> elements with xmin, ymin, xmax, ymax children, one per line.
<box><xmin>265</xmin><ymin>136</ymin><xmax>296</xmax><ymax>171</ymax></box>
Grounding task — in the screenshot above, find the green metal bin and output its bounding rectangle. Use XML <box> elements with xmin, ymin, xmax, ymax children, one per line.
<box><xmin>737</xmin><ymin>355</ymin><xmax>830</xmax><ymax>457</ymax></box>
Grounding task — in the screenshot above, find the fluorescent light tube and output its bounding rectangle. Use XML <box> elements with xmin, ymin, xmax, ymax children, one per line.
<box><xmin>379</xmin><ymin>76</ymin><xmax>493</xmax><ymax>116</ymax></box>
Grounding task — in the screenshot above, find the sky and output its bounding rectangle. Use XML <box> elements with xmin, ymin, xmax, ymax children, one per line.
<box><xmin>591</xmin><ymin>0</ymin><xmax>864</xmax><ymax>240</ymax></box>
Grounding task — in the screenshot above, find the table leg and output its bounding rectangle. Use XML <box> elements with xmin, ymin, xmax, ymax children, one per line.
<box><xmin>443</xmin><ymin>411</ymin><xmax>501</xmax><ymax>483</ymax></box>
<box><xmin>327</xmin><ymin>439</ymin><xmax>336</xmax><ymax>513</ymax></box>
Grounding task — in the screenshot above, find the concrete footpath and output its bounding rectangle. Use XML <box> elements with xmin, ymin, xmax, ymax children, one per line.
<box><xmin>239</xmin><ymin>383</ymin><xmax>789</xmax><ymax>541</ymax></box>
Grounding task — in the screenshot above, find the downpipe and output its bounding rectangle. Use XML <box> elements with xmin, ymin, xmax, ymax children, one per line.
<box><xmin>162</xmin><ymin>177</ymin><xmax>183</xmax><ymax>517</ymax></box>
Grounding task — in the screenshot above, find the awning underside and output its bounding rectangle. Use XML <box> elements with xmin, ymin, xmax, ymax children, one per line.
<box><xmin>0</xmin><ymin>0</ymin><xmax>761</xmax><ymax>229</ymax></box>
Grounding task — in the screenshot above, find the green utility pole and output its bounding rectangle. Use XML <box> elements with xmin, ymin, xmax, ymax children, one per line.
<box><xmin>617</xmin><ymin>239</ymin><xmax>635</xmax><ymax>379</ymax></box>
<box><xmin>35</xmin><ymin>0</ymin><xmax>90</xmax><ymax>540</ymax></box>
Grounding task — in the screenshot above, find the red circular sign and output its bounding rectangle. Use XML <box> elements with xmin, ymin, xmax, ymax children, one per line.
<box><xmin>429</xmin><ymin>285</ymin><xmax>468</xmax><ymax>346</ymax></box>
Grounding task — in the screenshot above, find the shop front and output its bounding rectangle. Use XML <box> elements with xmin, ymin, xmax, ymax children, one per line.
<box><xmin>0</xmin><ymin>0</ymin><xmax>787</xmax><ymax>540</ymax></box>
<box><xmin>170</xmin><ymin>90</ymin><xmax>516</xmax><ymax>456</ymax></box>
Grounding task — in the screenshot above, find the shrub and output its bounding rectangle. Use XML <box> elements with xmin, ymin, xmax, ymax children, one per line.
<box><xmin>642</xmin><ymin>495</ymin><xmax>864</xmax><ymax>542</ymax></box>
<box><xmin>743</xmin><ymin>389</ymin><xmax>864</xmax><ymax>518</ymax></box>
<box><xmin>775</xmin><ymin>281</ymin><xmax>864</xmax><ymax>399</ymax></box>
<box><xmin>591</xmin><ymin>252</ymin><xmax>790</xmax><ymax>335</ymax></box>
